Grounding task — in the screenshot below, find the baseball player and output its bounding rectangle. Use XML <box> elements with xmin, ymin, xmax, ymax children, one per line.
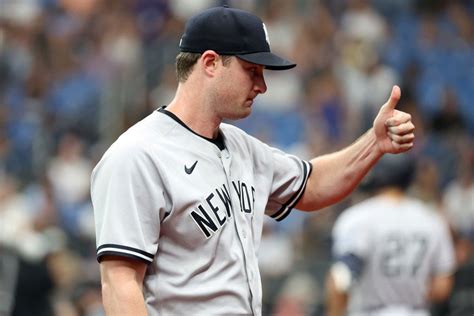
<box><xmin>325</xmin><ymin>154</ymin><xmax>455</xmax><ymax>316</ymax></box>
<box><xmin>91</xmin><ymin>6</ymin><xmax>415</xmax><ymax>316</ymax></box>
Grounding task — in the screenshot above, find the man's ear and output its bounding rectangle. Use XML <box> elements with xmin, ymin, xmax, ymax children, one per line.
<box><xmin>201</xmin><ymin>50</ymin><xmax>220</xmax><ymax>77</ymax></box>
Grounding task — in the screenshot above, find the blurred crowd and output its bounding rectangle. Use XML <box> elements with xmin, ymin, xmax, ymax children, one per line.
<box><xmin>0</xmin><ymin>0</ymin><xmax>473</xmax><ymax>315</ymax></box>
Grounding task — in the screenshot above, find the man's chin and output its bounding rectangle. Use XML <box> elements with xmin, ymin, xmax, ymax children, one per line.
<box><xmin>224</xmin><ymin>109</ymin><xmax>252</xmax><ymax>121</ymax></box>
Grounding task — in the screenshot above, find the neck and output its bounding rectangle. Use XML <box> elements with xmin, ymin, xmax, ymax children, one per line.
<box><xmin>166</xmin><ymin>83</ymin><xmax>222</xmax><ymax>139</ymax></box>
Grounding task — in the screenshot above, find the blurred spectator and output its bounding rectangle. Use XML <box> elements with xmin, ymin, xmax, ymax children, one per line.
<box><xmin>4</xmin><ymin>247</ymin><xmax>55</xmax><ymax>316</ymax></box>
<box><xmin>292</xmin><ymin>3</ymin><xmax>337</xmax><ymax>76</ymax></box>
<box><xmin>0</xmin><ymin>0</ymin><xmax>41</xmax><ymax>28</ymax></box>
<box><xmin>432</xmin><ymin>231</ymin><xmax>474</xmax><ymax>316</ymax></box>
<box><xmin>0</xmin><ymin>174</ymin><xmax>45</xmax><ymax>260</ymax></box>
<box><xmin>303</xmin><ymin>70</ymin><xmax>347</xmax><ymax>144</ymax></box>
<box><xmin>47</xmin><ymin>132</ymin><xmax>93</xmax><ymax>238</ymax></box>
<box><xmin>272</xmin><ymin>271</ymin><xmax>320</xmax><ymax>316</ymax></box>
<box><xmin>443</xmin><ymin>147</ymin><xmax>474</xmax><ymax>237</ymax></box>
<box><xmin>70</xmin><ymin>280</ymin><xmax>104</xmax><ymax>316</ymax></box>
<box><xmin>336</xmin><ymin>39</ymin><xmax>398</xmax><ymax>134</ymax></box>
<box><xmin>0</xmin><ymin>173</ymin><xmax>71</xmax><ymax>316</ymax></box>
<box><xmin>169</xmin><ymin>0</ymin><xmax>215</xmax><ymax>20</ymax></box>
<box><xmin>409</xmin><ymin>157</ymin><xmax>443</xmax><ymax>208</ymax></box>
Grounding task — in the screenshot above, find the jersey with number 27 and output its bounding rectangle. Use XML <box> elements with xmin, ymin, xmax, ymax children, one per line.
<box><xmin>332</xmin><ymin>195</ymin><xmax>455</xmax><ymax>312</ymax></box>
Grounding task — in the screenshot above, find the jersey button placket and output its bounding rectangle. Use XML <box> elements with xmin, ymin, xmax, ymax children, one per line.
<box><xmin>220</xmin><ymin>149</ymin><xmax>258</xmax><ymax>313</ymax></box>
<box><xmin>221</xmin><ymin>149</ymin><xmax>231</xmax><ymax>176</ymax></box>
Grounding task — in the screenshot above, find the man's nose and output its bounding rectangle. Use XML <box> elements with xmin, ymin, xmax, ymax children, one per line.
<box><xmin>254</xmin><ymin>74</ymin><xmax>267</xmax><ymax>94</ymax></box>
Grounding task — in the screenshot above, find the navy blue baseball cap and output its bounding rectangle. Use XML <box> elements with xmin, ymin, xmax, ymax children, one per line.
<box><xmin>179</xmin><ymin>6</ymin><xmax>296</xmax><ymax>70</ymax></box>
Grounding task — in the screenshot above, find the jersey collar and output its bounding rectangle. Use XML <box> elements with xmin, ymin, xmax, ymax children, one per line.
<box><xmin>157</xmin><ymin>106</ymin><xmax>226</xmax><ymax>151</ymax></box>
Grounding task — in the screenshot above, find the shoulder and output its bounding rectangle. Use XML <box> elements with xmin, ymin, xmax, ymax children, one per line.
<box><xmin>338</xmin><ymin>197</ymin><xmax>381</xmax><ymax>221</ymax></box>
<box><xmin>220</xmin><ymin>122</ymin><xmax>288</xmax><ymax>154</ymax></box>
<box><xmin>220</xmin><ymin>122</ymin><xmax>271</xmax><ymax>153</ymax></box>
<box><xmin>220</xmin><ymin>123</ymin><xmax>255</xmax><ymax>142</ymax></box>
<box><xmin>408</xmin><ymin>198</ymin><xmax>450</xmax><ymax>228</ymax></box>
<box><xmin>93</xmin><ymin>112</ymin><xmax>168</xmax><ymax>173</ymax></box>
<box><xmin>333</xmin><ymin>197</ymin><xmax>379</xmax><ymax>233</ymax></box>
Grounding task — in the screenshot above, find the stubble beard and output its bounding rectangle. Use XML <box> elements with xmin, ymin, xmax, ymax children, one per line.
<box><xmin>226</xmin><ymin>97</ymin><xmax>253</xmax><ymax>120</ymax></box>
<box><xmin>213</xmin><ymin>90</ymin><xmax>252</xmax><ymax>121</ymax></box>
<box><xmin>213</xmin><ymin>69</ymin><xmax>254</xmax><ymax>121</ymax></box>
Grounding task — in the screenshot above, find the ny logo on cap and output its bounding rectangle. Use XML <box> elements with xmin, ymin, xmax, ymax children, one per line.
<box><xmin>262</xmin><ymin>23</ymin><xmax>270</xmax><ymax>46</ymax></box>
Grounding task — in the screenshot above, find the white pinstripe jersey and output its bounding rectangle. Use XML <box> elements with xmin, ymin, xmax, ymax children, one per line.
<box><xmin>332</xmin><ymin>195</ymin><xmax>455</xmax><ymax>315</ymax></box>
<box><xmin>91</xmin><ymin>108</ymin><xmax>311</xmax><ymax>315</ymax></box>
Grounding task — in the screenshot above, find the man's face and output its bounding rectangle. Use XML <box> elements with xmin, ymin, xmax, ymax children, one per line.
<box><xmin>212</xmin><ymin>56</ymin><xmax>267</xmax><ymax>120</ymax></box>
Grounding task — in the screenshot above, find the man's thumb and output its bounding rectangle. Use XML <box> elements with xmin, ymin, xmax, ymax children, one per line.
<box><xmin>383</xmin><ymin>85</ymin><xmax>401</xmax><ymax>111</ymax></box>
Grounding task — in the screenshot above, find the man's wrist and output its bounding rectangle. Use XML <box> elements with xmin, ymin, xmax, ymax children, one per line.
<box><xmin>364</xmin><ymin>127</ymin><xmax>385</xmax><ymax>158</ymax></box>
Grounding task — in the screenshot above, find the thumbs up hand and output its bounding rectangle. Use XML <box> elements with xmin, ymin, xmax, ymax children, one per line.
<box><xmin>373</xmin><ymin>85</ymin><xmax>415</xmax><ymax>154</ymax></box>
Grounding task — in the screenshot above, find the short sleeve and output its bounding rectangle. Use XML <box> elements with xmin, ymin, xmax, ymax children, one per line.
<box><xmin>332</xmin><ymin>208</ymin><xmax>372</xmax><ymax>259</ymax></box>
<box><xmin>91</xmin><ymin>141</ymin><xmax>166</xmax><ymax>264</ymax></box>
<box><xmin>264</xmin><ymin>147</ymin><xmax>312</xmax><ymax>221</ymax></box>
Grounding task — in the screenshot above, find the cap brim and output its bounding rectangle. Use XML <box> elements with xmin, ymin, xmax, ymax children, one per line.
<box><xmin>237</xmin><ymin>52</ymin><xmax>296</xmax><ymax>70</ymax></box>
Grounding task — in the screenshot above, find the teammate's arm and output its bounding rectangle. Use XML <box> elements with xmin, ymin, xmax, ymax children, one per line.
<box><xmin>325</xmin><ymin>272</ymin><xmax>348</xmax><ymax>316</ymax></box>
<box><xmin>296</xmin><ymin>86</ymin><xmax>415</xmax><ymax>211</ymax></box>
<box><xmin>325</xmin><ymin>253</ymin><xmax>364</xmax><ymax>316</ymax></box>
<box><xmin>427</xmin><ymin>273</ymin><xmax>454</xmax><ymax>303</ymax></box>
<box><xmin>100</xmin><ymin>255</ymin><xmax>148</xmax><ymax>315</ymax></box>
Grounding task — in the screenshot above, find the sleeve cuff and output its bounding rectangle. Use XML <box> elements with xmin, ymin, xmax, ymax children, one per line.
<box><xmin>97</xmin><ymin>244</ymin><xmax>155</xmax><ymax>264</ymax></box>
<box><xmin>271</xmin><ymin>160</ymin><xmax>312</xmax><ymax>222</ymax></box>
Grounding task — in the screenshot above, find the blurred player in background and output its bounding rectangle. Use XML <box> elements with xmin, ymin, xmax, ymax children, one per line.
<box><xmin>326</xmin><ymin>153</ymin><xmax>455</xmax><ymax>316</ymax></box>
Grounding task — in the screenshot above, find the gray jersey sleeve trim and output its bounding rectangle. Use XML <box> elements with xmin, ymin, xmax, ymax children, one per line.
<box><xmin>271</xmin><ymin>160</ymin><xmax>312</xmax><ymax>222</ymax></box>
<box><xmin>97</xmin><ymin>244</ymin><xmax>155</xmax><ymax>264</ymax></box>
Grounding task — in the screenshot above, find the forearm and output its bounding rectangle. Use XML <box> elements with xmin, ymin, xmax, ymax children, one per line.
<box><xmin>325</xmin><ymin>274</ymin><xmax>348</xmax><ymax>316</ymax></box>
<box><xmin>100</xmin><ymin>257</ymin><xmax>148</xmax><ymax>316</ymax></box>
<box><xmin>102</xmin><ymin>279</ymin><xmax>148</xmax><ymax>315</ymax></box>
<box><xmin>297</xmin><ymin>129</ymin><xmax>383</xmax><ymax>211</ymax></box>
<box><xmin>427</xmin><ymin>274</ymin><xmax>454</xmax><ymax>304</ymax></box>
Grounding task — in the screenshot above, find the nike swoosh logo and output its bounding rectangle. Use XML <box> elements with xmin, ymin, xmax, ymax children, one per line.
<box><xmin>184</xmin><ymin>160</ymin><xmax>198</xmax><ymax>174</ymax></box>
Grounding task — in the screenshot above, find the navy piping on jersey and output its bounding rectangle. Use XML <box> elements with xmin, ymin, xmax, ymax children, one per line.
<box><xmin>157</xmin><ymin>106</ymin><xmax>226</xmax><ymax>151</ymax></box>
<box><xmin>97</xmin><ymin>244</ymin><xmax>154</xmax><ymax>264</ymax></box>
<box><xmin>271</xmin><ymin>160</ymin><xmax>312</xmax><ymax>222</ymax></box>
<box><xmin>334</xmin><ymin>253</ymin><xmax>365</xmax><ymax>280</ymax></box>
